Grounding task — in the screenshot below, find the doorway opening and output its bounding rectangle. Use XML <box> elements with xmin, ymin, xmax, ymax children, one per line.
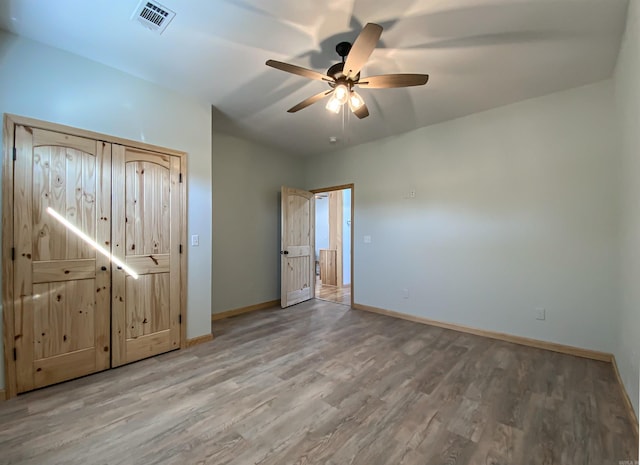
<box><xmin>311</xmin><ymin>185</ymin><xmax>354</xmax><ymax>307</ymax></box>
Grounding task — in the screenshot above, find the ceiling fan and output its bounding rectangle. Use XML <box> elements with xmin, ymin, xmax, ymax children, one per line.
<box><xmin>265</xmin><ymin>23</ymin><xmax>429</xmax><ymax>119</ymax></box>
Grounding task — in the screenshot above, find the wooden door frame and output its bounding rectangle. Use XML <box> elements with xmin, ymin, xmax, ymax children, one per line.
<box><xmin>310</xmin><ymin>184</ymin><xmax>354</xmax><ymax>308</ymax></box>
<box><xmin>2</xmin><ymin>114</ymin><xmax>188</xmax><ymax>400</ymax></box>
<box><xmin>328</xmin><ymin>190</ymin><xmax>343</xmax><ymax>288</ymax></box>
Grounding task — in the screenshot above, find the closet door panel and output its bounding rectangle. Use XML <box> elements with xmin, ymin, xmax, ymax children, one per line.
<box><xmin>13</xmin><ymin>126</ymin><xmax>111</xmax><ymax>393</ymax></box>
<box><xmin>111</xmin><ymin>145</ymin><xmax>181</xmax><ymax>367</ymax></box>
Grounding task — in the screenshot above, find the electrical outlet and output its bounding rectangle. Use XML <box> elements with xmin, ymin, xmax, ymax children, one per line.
<box><xmin>535</xmin><ymin>307</ymin><xmax>546</xmax><ymax>321</ymax></box>
<box><xmin>364</xmin><ymin>235</ymin><xmax>372</xmax><ymax>244</ymax></box>
<box><xmin>402</xmin><ymin>288</ymin><xmax>409</xmax><ymax>299</ymax></box>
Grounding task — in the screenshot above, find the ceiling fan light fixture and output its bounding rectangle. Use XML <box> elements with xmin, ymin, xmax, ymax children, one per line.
<box><xmin>334</xmin><ymin>83</ymin><xmax>349</xmax><ymax>105</ymax></box>
<box><xmin>325</xmin><ymin>96</ymin><xmax>342</xmax><ymax>114</ymax></box>
<box><xmin>349</xmin><ymin>91</ymin><xmax>365</xmax><ymax>110</ymax></box>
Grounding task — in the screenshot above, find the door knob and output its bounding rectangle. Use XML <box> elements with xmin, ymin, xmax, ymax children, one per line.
<box><xmin>101</xmin><ymin>266</ymin><xmax>107</xmax><ymax>271</ymax></box>
<box><xmin>280</xmin><ymin>250</ymin><xmax>289</xmax><ymax>255</ymax></box>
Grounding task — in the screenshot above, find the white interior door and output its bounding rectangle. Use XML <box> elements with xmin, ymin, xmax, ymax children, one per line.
<box><xmin>281</xmin><ymin>186</ymin><xmax>315</xmax><ymax>308</ymax></box>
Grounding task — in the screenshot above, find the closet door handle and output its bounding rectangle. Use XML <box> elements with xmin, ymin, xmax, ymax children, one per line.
<box><xmin>101</xmin><ymin>266</ymin><xmax>107</xmax><ymax>271</ymax></box>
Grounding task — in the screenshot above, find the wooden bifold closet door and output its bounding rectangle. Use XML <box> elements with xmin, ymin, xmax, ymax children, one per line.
<box><xmin>13</xmin><ymin>126</ymin><xmax>112</xmax><ymax>392</ymax></box>
<box><xmin>111</xmin><ymin>145</ymin><xmax>181</xmax><ymax>367</ymax></box>
<box><xmin>11</xmin><ymin>123</ymin><xmax>183</xmax><ymax>393</ymax></box>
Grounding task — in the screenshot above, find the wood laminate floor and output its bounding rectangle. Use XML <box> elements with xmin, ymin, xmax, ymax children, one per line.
<box><xmin>315</xmin><ymin>280</ymin><xmax>351</xmax><ymax>306</ymax></box>
<box><xmin>0</xmin><ymin>300</ymin><xmax>637</xmax><ymax>465</ymax></box>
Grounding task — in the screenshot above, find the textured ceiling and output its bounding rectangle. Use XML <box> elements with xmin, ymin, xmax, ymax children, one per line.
<box><xmin>0</xmin><ymin>0</ymin><xmax>629</xmax><ymax>155</ymax></box>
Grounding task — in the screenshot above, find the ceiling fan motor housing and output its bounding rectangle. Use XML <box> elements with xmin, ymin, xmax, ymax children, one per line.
<box><xmin>327</xmin><ymin>62</ymin><xmax>345</xmax><ymax>81</ymax></box>
<box><xmin>335</xmin><ymin>41</ymin><xmax>352</xmax><ymax>58</ymax></box>
<box><xmin>327</xmin><ymin>63</ymin><xmax>360</xmax><ymax>83</ymax></box>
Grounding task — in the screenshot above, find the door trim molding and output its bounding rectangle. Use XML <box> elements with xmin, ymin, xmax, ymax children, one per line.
<box><xmin>2</xmin><ymin>114</ymin><xmax>188</xmax><ymax>399</ymax></box>
<box><xmin>2</xmin><ymin>115</ymin><xmax>17</xmax><ymax>399</ymax></box>
<box><xmin>4</xmin><ymin>114</ymin><xmax>186</xmax><ymax>157</ymax></box>
<box><xmin>179</xmin><ymin>153</ymin><xmax>188</xmax><ymax>350</ymax></box>
<box><xmin>310</xmin><ymin>184</ymin><xmax>354</xmax><ymax>308</ymax></box>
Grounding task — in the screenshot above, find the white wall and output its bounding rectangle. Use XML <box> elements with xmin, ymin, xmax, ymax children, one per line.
<box><xmin>0</xmin><ymin>31</ymin><xmax>213</xmax><ymax>389</ymax></box>
<box><xmin>613</xmin><ymin>0</ymin><xmax>640</xmax><ymax>418</ymax></box>
<box><xmin>306</xmin><ymin>80</ymin><xmax>619</xmax><ymax>355</ymax></box>
<box><xmin>211</xmin><ymin>133</ymin><xmax>304</xmax><ymax>314</ymax></box>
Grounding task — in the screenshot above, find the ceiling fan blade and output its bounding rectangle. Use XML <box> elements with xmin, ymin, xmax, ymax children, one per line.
<box><xmin>343</xmin><ymin>23</ymin><xmax>383</xmax><ymax>80</ymax></box>
<box><xmin>352</xmin><ymin>102</ymin><xmax>369</xmax><ymax>119</ymax></box>
<box><xmin>357</xmin><ymin>74</ymin><xmax>429</xmax><ymax>89</ymax></box>
<box><xmin>287</xmin><ymin>89</ymin><xmax>334</xmax><ymax>113</ymax></box>
<box><xmin>266</xmin><ymin>60</ymin><xmax>333</xmax><ymax>82</ymax></box>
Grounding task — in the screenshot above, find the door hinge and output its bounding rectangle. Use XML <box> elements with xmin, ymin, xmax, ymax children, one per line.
<box><xmin>13</xmin><ymin>147</ymin><xmax>17</xmax><ymax>161</ymax></box>
<box><xmin>11</xmin><ymin>247</ymin><xmax>15</xmax><ymax>261</ymax></box>
<box><xmin>179</xmin><ymin>173</ymin><xmax>182</xmax><ymax>183</ymax></box>
<box><xmin>179</xmin><ymin>244</ymin><xmax>183</xmax><ymax>254</ymax></box>
<box><xmin>13</xmin><ymin>348</ymin><xmax>17</xmax><ymax>361</ymax></box>
<box><xmin>179</xmin><ymin>314</ymin><xmax>182</xmax><ymax>324</ymax></box>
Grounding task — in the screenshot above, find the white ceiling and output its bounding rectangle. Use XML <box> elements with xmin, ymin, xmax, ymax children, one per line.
<box><xmin>0</xmin><ymin>0</ymin><xmax>629</xmax><ymax>155</ymax></box>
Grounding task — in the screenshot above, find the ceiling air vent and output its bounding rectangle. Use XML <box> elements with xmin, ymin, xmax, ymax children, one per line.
<box><xmin>132</xmin><ymin>0</ymin><xmax>175</xmax><ymax>34</ymax></box>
